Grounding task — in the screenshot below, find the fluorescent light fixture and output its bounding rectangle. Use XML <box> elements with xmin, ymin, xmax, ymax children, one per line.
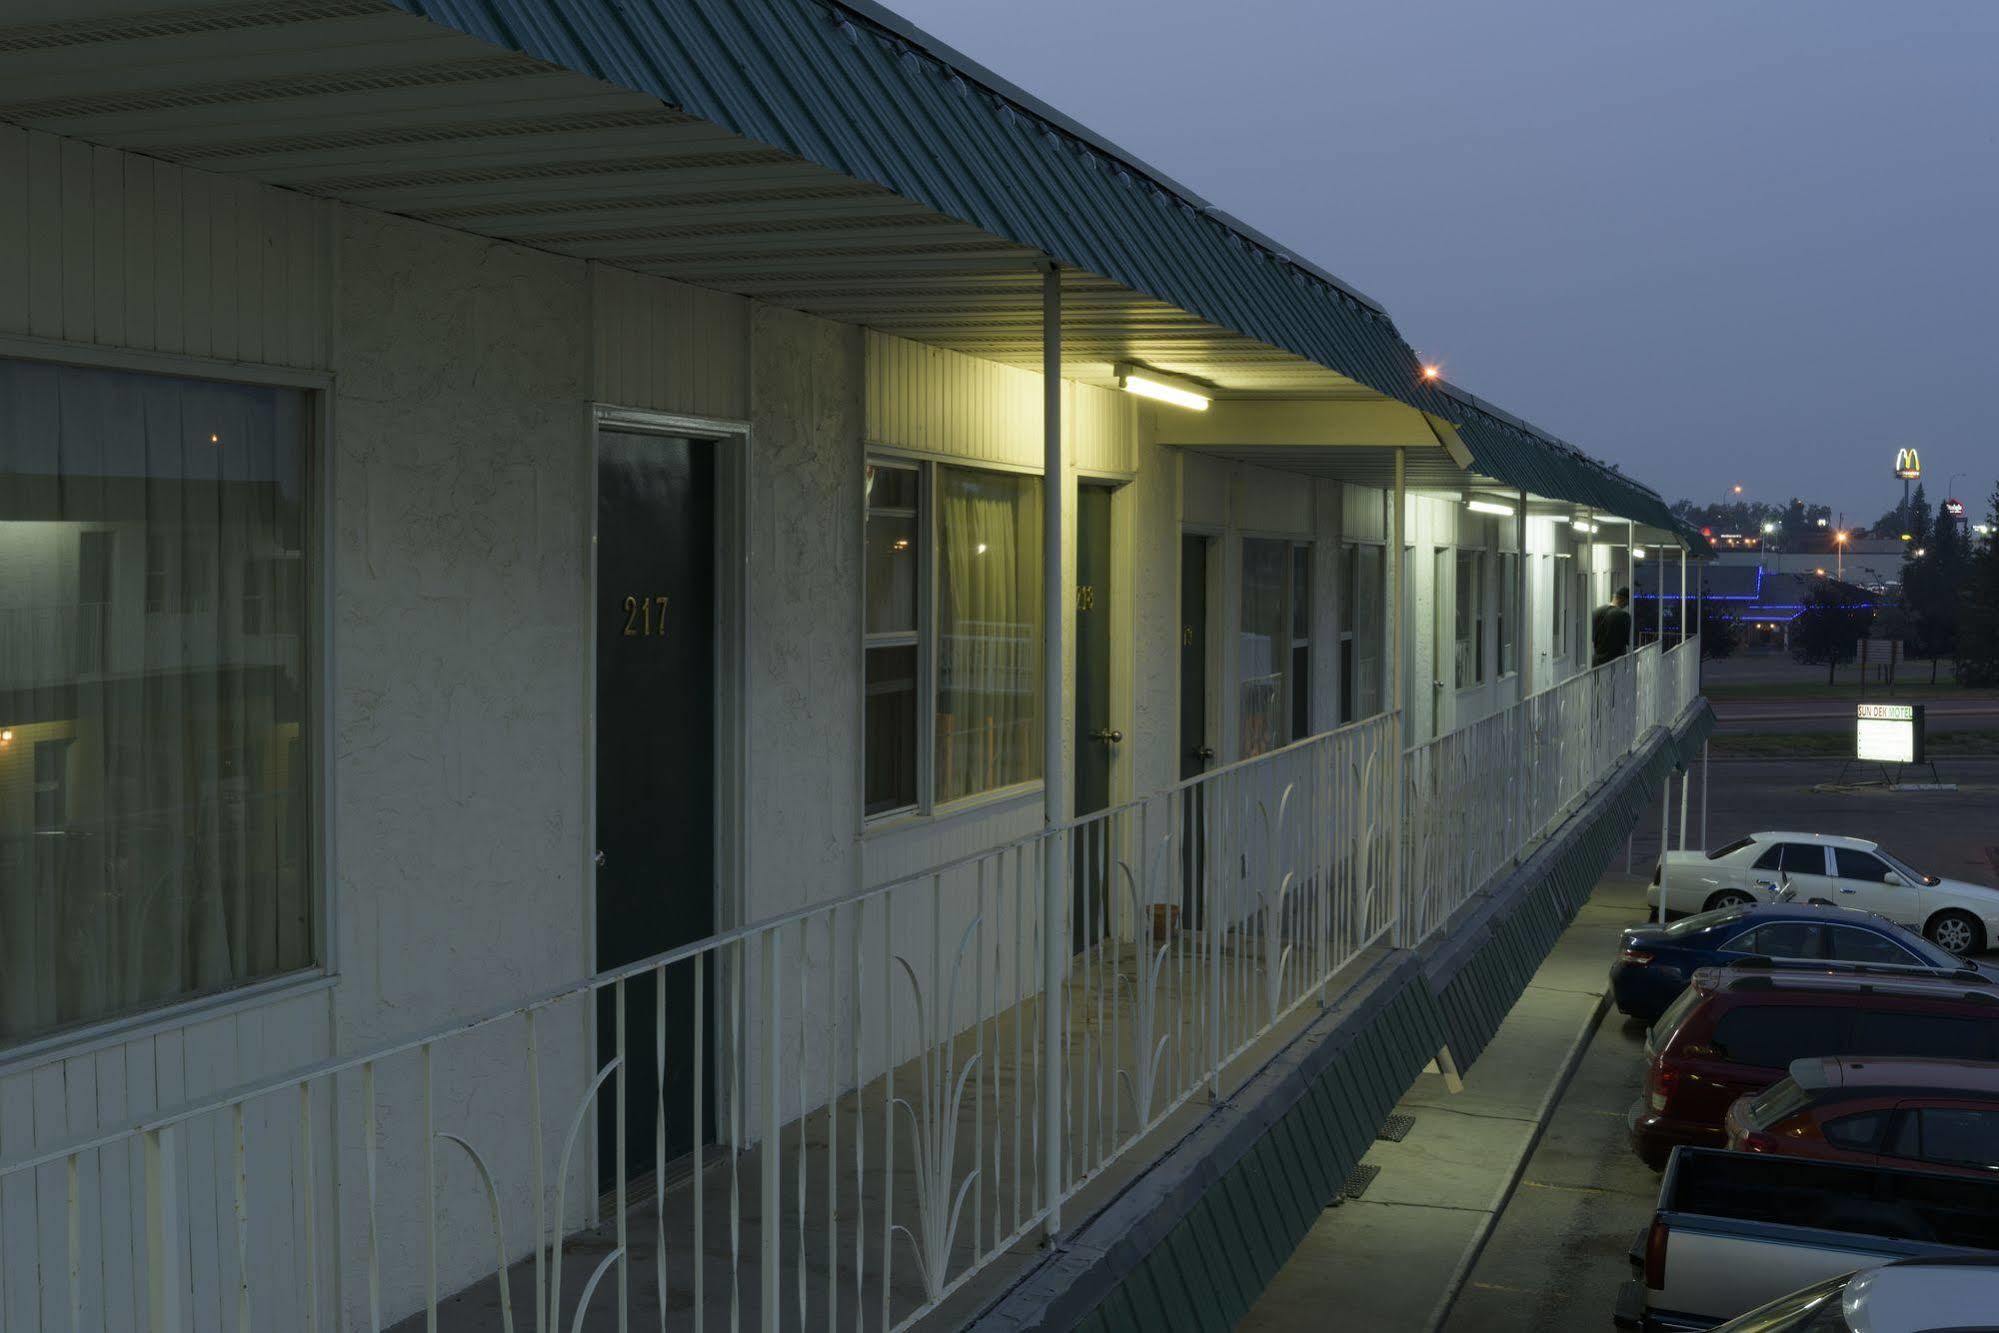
<box><xmin>1116</xmin><ymin>362</ymin><xmax>1210</xmax><ymax>412</ymax></box>
<box><xmin>1633</xmin><ymin>548</ymin><xmax>1647</xmax><ymax>560</ymax></box>
<box><xmin>1466</xmin><ymin>499</ymin><xmax>1515</xmax><ymax>518</ymax></box>
<box><xmin>1570</xmin><ymin>519</ymin><xmax>1599</xmax><ymax>534</ymax></box>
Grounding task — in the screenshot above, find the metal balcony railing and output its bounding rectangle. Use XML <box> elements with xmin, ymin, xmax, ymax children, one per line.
<box><xmin>0</xmin><ymin>645</ymin><xmax>1701</xmax><ymax>1333</ymax></box>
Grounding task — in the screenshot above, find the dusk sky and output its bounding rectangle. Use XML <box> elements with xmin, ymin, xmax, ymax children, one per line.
<box><xmin>887</xmin><ymin>0</ymin><xmax>1999</xmax><ymax>527</ymax></box>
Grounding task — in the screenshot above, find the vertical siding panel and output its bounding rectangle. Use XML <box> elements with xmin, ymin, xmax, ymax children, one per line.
<box><xmin>90</xmin><ymin>146</ymin><xmax>125</xmax><ymax>352</ymax></box>
<box><xmin>27</xmin><ymin>132</ymin><xmax>64</xmax><ymax>338</ymax></box>
<box><xmin>61</xmin><ymin>1059</ymin><xmax>104</xmax><ymax>1333</ymax></box>
<box><xmin>287</xmin><ymin>190</ymin><xmax>317</xmax><ymax>369</ymax></box>
<box><xmin>120</xmin><ymin>1041</ymin><xmax>157</xmax><ymax>1326</ymax></box>
<box><xmin>180</xmin><ymin>172</ymin><xmax>211</xmax><ymax>358</ymax></box>
<box><xmin>590</xmin><ymin>267</ymin><xmax>612</xmax><ymax>402</ymax></box>
<box><xmin>122</xmin><ymin>154</ymin><xmax>157</xmax><ymax>353</ymax></box>
<box><xmin>60</xmin><ymin>137</ymin><xmax>95</xmax><ymax>344</ymax></box>
<box><xmin>31</xmin><ymin>1064</ymin><xmax>68</xmax><ymax>1333</ymax></box>
<box><xmin>206</xmin><ymin>175</ymin><xmax>238</xmax><ymax>363</ymax></box>
<box><xmin>92</xmin><ymin>1050</ymin><xmax>134</xmax><ymax>1333</ymax></box>
<box><xmin>153</xmin><ymin>164</ymin><xmax>185</xmax><ymax>355</ymax></box>
<box><xmin>177</xmin><ymin>1021</ymin><xmax>231</xmax><ymax>1333</ymax></box>
<box><xmin>0</xmin><ymin>126</ymin><xmax>28</xmax><ymax>336</ymax></box>
<box><xmin>0</xmin><ymin>1071</ymin><xmax>40</xmax><ymax>1333</ymax></box>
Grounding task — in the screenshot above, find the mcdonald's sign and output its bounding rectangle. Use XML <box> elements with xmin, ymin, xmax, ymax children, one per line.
<box><xmin>1894</xmin><ymin>447</ymin><xmax>1921</xmax><ymax>480</ymax></box>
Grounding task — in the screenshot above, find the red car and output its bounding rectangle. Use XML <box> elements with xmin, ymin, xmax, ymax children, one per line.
<box><xmin>1725</xmin><ymin>1055</ymin><xmax>1999</xmax><ymax>1178</ymax></box>
<box><xmin>1629</xmin><ymin>965</ymin><xmax>1999</xmax><ymax>1169</ymax></box>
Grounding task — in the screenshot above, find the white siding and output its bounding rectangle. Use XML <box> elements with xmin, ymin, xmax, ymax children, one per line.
<box><xmin>592</xmin><ymin>265</ymin><xmax>750</xmax><ymax>421</ymax></box>
<box><xmin>0</xmin><ymin>127</ymin><xmax>331</xmax><ymax>370</ymax></box>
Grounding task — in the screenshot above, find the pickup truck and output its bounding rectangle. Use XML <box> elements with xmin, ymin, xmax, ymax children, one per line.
<box><xmin>1615</xmin><ymin>1146</ymin><xmax>1999</xmax><ymax>1330</ymax></box>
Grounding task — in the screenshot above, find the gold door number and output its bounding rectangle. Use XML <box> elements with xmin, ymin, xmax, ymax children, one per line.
<box><xmin>1076</xmin><ymin>585</ymin><xmax>1096</xmax><ymax>612</ymax></box>
<box><xmin>623</xmin><ymin>595</ymin><xmax>670</xmax><ymax>637</ymax></box>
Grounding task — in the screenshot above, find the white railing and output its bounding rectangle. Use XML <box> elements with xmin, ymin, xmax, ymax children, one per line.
<box><xmin>1402</xmin><ymin>636</ymin><xmax>1697</xmax><ymax>944</ymax></box>
<box><xmin>0</xmin><ymin>716</ymin><xmax>1401</xmax><ymax>1333</ymax></box>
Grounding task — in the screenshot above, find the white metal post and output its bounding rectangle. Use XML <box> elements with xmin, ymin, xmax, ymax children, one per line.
<box><xmin>1626</xmin><ymin>526</ymin><xmax>1637</xmax><ymax>655</ymax></box>
<box><xmin>1678</xmin><ymin>767</ymin><xmax>1691</xmax><ymax>854</ymax></box>
<box><xmin>1039</xmin><ymin>262</ymin><xmax>1066</xmax><ymax>1240</ymax></box>
<box><xmin>1516</xmin><ymin>489</ymin><xmax>1531</xmax><ymax>697</ymax></box>
<box><xmin>1701</xmin><ymin>739</ymin><xmax>1710</xmax><ymax>850</ymax></box>
<box><xmin>761</xmin><ymin>932</ymin><xmax>781</xmax><ymax>1330</ymax></box>
<box><xmin>1390</xmin><ymin>448</ymin><xmax>1406</xmax><ymax>943</ymax></box>
<box><xmin>1656</xmin><ymin>774</ymin><xmax>1672</xmax><ymax>924</ymax></box>
<box><xmin>1678</xmin><ymin>545</ymin><xmax>1688</xmax><ymax>649</ymax></box>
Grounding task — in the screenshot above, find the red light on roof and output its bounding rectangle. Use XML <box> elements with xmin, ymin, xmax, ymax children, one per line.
<box><xmin>1701</xmin><ymin>527</ymin><xmax>1713</xmax><ymax>537</ymax></box>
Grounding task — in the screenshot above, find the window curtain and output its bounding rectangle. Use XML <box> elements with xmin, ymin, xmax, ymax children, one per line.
<box><xmin>1239</xmin><ymin>538</ymin><xmax>1287</xmax><ymax>758</ymax></box>
<box><xmin>0</xmin><ymin>358</ymin><xmax>311</xmax><ymax>1045</ymax></box>
<box><xmin>935</xmin><ymin>467</ymin><xmax>1042</xmax><ymax>803</ymax></box>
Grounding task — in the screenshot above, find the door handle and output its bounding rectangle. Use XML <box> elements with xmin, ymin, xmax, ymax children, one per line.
<box><xmin>593</xmin><ymin>850</ymin><xmax>607</xmax><ymax>868</ymax></box>
<box><xmin>1090</xmin><ymin>728</ymin><xmax>1124</xmax><ymax>744</ymax></box>
<box><xmin>1838</xmin><ymin>886</ymin><xmax>1857</xmax><ymax>894</ymax></box>
<box><xmin>1195</xmin><ymin>745</ymin><xmax>1216</xmax><ymax>761</ymax></box>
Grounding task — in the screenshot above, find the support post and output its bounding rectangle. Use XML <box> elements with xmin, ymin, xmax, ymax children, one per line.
<box><xmin>1656</xmin><ymin>772</ymin><xmax>1672</xmax><ymax>924</ymax></box>
<box><xmin>1516</xmin><ymin>489</ymin><xmax>1531</xmax><ymax>696</ymax></box>
<box><xmin>1038</xmin><ymin>263</ymin><xmax>1066</xmax><ymax>1240</ymax></box>
<box><xmin>1678</xmin><ymin>544</ymin><xmax>1688</xmax><ymax>649</ymax></box>
<box><xmin>1626</xmin><ymin>525</ymin><xmax>1637</xmax><ymax>656</ymax></box>
<box><xmin>1390</xmin><ymin>448</ymin><xmax>1407</xmax><ymax>942</ymax></box>
<box><xmin>1701</xmin><ymin>739</ymin><xmax>1710</xmax><ymax>850</ymax></box>
<box><xmin>1678</xmin><ymin>766</ymin><xmax>1691</xmax><ymax>855</ymax></box>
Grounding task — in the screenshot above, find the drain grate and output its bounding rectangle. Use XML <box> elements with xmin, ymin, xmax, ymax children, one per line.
<box><xmin>1377</xmin><ymin>1113</ymin><xmax>1415</xmax><ymax>1143</ymax></box>
<box><xmin>1339</xmin><ymin>1163</ymin><xmax>1380</xmax><ymax>1201</ymax></box>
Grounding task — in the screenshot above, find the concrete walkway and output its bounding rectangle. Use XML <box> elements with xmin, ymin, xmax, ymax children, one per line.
<box><xmin>1237</xmin><ymin>873</ymin><xmax>1651</xmax><ymax>1333</ymax></box>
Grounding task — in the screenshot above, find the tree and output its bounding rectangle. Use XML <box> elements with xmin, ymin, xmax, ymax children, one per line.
<box><xmin>1906</xmin><ymin>496</ymin><xmax>1969</xmax><ymax>681</ymax></box>
<box><xmin>1699</xmin><ymin>602</ymin><xmax>1740</xmax><ymax>659</ymax></box>
<box><xmin>1790</xmin><ymin>580</ymin><xmax>1874</xmax><ymax>685</ymax></box>
<box><xmin>1957</xmin><ymin>485</ymin><xmax>1999</xmax><ymax>687</ymax></box>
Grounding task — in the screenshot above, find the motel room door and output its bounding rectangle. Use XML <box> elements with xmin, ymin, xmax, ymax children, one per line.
<box><xmin>1178</xmin><ymin>533</ymin><xmax>1213</xmax><ymax>927</ymax></box>
<box><xmin>594</xmin><ymin>428</ymin><xmax>717</xmax><ymax>1186</ymax></box>
<box><xmin>1072</xmin><ymin>483</ymin><xmax>1116</xmax><ymax>951</ymax></box>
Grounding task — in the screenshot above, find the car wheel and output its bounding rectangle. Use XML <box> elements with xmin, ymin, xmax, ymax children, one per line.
<box><xmin>1704</xmin><ymin>890</ymin><xmax>1755</xmax><ymax>911</ymax></box>
<box><xmin>1926</xmin><ymin>910</ymin><xmax>1986</xmax><ymax>957</ymax></box>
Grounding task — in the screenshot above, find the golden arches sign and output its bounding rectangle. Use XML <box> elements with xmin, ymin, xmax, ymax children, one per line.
<box><xmin>1894</xmin><ymin>447</ymin><xmax>1921</xmax><ymax>480</ymax></box>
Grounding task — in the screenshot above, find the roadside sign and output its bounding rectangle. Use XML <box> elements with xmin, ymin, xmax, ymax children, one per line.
<box><xmin>1856</xmin><ymin>702</ymin><xmax>1925</xmax><ymax>764</ymax></box>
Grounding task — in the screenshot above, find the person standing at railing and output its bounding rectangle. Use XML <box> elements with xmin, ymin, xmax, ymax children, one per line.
<box><xmin>1591</xmin><ymin>586</ymin><xmax>1633</xmax><ymax>668</ymax></box>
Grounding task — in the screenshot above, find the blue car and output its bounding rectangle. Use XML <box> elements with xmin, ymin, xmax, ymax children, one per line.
<box><xmin>1609</xmin><ymin>902</ymin><xmax>1974</xmax><ymax>1023</ymax></box>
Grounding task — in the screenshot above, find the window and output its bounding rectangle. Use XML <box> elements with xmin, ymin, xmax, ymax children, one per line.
<box><xmin>1753</xmin><ymin>843</ymin><xmax>1828</xmax><ymax>876</ymax></box>
<box><xmin>1550</xmin><ymin>554</ymin><xmax>1570</xmax><ymax>659</ymax></box>
<box><xmin>1730</xmin><ymin>922</ymin><xmax>1827</xmax><ymax>959</ymax></box>
<box><xmin>862</xmin><ymin>460</ymin><xmax>1045</xmax><ymax>816</ymax></box>
<box><xmin>1823</xmin><ymin>1110</ymin><xmax>1889</xmax><ymax>1151</ymax></box>
<box><xmin>1849</xmin><ymin>1010</ymin><xmax>1994</xmax><ymax>1061</ymax></box>
<box><xmin>1339</xmin><ymin>542</ymin><xmax>1384</xmax><ymax>723</ymax></box>
<box><xmin>1290</xmin><ymin>544</ymin><xmax>1312</xmax><ymax>741</ymax></box>
<box><xmin>1454</xmin><ymin>547</ymin><xmax>1484</xmax><ymax>687</ymax></box>
<box><xmin>1825</xmin><ymin>927</ymin><xmax>1920</xmax><ymax>966</ymax></box>
<box><xmin>1833</xmin><ymin>848</ymin><xmax>1893</xmax><ymax>884</ymax></box>
<box><xmin>1240</xmin><ymin>538</ymin><xmax>1289</xmax><ymax>758</ymax></box>
<box><xmin>1497</xmin><ymin>551</ymin><xmax>1518</xmax><ymax>677</ymax></box>
<box><xmin>1709</xmin><ymin>836</ymin><xmax>1758</xmax><ymax>861</ymax></box>
<box><xmin>1912</xmin><ymin>1108</ymin><xmax>1999</xmax><ymax>1168</ymax></box>
<box><xmin>0</xmin><ymin>356</ymin><xmax>314</xmax><ymax>1045</ymax></box>
<box><xmin>1710</xmin><ymin>1006</ymin><xmax>1851</xmax><ymax>1068</ymax></box>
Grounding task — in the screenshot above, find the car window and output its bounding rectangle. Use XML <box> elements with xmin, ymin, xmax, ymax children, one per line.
<box><xmin>1711</xmin><ymin>1005</ymin><xmax>1851</xmax><ymax>1068</ymax></box>
<box><xmin>1886</xmin><ymin>1109</ymin><xmax>1921</xmax><ymax>1158</ymax></box>
<box><xmin>1663</xmin><ymin>907</ymin><xmax>1751</xmax><ymax>939</ymax></box>
<box><xmin>1850</xmin><ymin>1010</ymin><xmax>1995</xmax><ymax>1061</ymax></box>
<box><xmin>1833</xmin><ymin>848</ymin><xmax>1893</xmax><ymax>883</ymax></box>
<box><xmin>1709</xmin><ymin>836</ymin><xmax>1758</xmax><ymax>861</ymax></box>
<box><xmin>1729</xmin><ymin>922</ymin><xmax>1827</xmax><ymax>959</ymax></box>
<box><xmin>1917</xmin><ymin>1108</ymin><xmax>1999</xmax><ymax>1168</ymax></box>
<box><xmin>1825</xmin><ymin>926</ymin><xmax>1920</xmax><ymax>966</ymax></box>
<box><xmin>1752</xmin><ymin>844</ymin><xmax>1787</xmax><ymax>872</ymax></box>
<box><xmin>1779</xmin><ymin>844</ymin><xmax>1828</xmax><ymax>875</ymax></box>
<box><xmin>1822</xmin><ymin>1109</ymin><xmax>1890</xmax><ymax>1151</ymax></box>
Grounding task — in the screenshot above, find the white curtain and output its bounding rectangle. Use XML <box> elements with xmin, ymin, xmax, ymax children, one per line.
<box><xmin>1239</xmin><ymin>538</ymin><xmax>1287</xmax><ymax>758</ymax></box>
<box><xmin>934</xmin><ymin>467</ymin><xmax>1042</xmax><ymax>803</ymax></box>
<box><xmin>0</xmin><ymin>358</ymin><xmax>311</xmax><ymax>1045</ymax></box>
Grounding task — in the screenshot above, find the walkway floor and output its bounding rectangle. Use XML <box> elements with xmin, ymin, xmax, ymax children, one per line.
<box><xmin>1237</xmin><ymin>872</ymin><xmax>1651</xmax><ymax>1333</ymax></box>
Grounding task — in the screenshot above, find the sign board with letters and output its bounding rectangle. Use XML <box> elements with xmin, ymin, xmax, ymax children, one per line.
<box><xmin>1856</xmin><ymin>702</ymin><xmax>1925</xmax><ymax>764</ymax></box>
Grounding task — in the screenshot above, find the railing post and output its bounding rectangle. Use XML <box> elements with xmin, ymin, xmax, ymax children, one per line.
<box><xmin>761</xmin><ymin>931</ymin><xmax>781</xmax><ymax>1331</ymax></box>
<box><xmin>144</xmin><ymin>1126</ymin><xmax>184</xmax><ymax>1333</ymax></box>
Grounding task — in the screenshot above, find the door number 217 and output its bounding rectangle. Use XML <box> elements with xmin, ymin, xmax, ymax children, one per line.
<box><xmin>623</xmin><ymin>595</ymin><xmax>669</xmax><ymax>637</ymax></box>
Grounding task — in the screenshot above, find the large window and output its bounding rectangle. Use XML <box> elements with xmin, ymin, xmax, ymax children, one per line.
<box><xmin>1340</xmin><ymin>542</ymin><xmax>1384</xmax><ymax>723</ymax></box>
<box><xmin>863</xmin><ymin>460</ymin><xmax>1044</xmax><ymax>817</ymax></box>
<box><xmin>1240</xmin><ymin>538</ymin><xmax>1310</xmax><ymax>757</ymax></box>
<box><xmin>0</xmin><ymin>357</ymin><xmax>314</xmax><ymax>1045</ymax></box>
<box><xmin>1454</xmin><ymin>547</ymin><xmax>1485</xmax><ymax>688</ymax></box>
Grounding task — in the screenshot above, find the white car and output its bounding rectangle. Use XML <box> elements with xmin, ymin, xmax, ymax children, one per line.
<box><xmin>1711</xmin><ymin>1258</ymin><xmax>1999</xmax><ymax>1333</ymax></box>
<box><xmin>1650</xmin><ymin>831</ymin><xmax>1999</xmax><ymax>956</ymax></box>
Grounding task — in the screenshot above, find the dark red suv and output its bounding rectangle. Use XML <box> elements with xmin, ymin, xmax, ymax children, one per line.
<box><xmin>1629</xmin><ymin>965</ymin><xmax>1999</xmax><ymax>1169</ymax></box>
<box><xmin>1724</xmin><ymin>1055</ymin><xmax>1999</xmax><ymax>1178</ymax></box>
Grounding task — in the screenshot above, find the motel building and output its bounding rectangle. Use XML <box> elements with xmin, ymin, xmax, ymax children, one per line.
<box><xmin>0</xmin><ymin>2</ymin><xmax>1714</xmax><ymax>1330</ymax></box>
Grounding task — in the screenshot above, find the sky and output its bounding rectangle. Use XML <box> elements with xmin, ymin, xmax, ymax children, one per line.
<box><xmin>883</xmin><ymin>0</ymin><xmax>1999</xmax><ymax>526</ymax></box>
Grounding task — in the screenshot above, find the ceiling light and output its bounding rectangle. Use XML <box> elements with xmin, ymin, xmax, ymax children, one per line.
<box><xmin>1571</xmin><ymin>520</ymin><xmax>1598</xmax><ymax>534</ymax></box>
<box><xmin>1633</xmin><ymin>548</ymin><xmax>1646</xmax><ymax>560</ymax></box>
<box><xmin>1466</xmin><ymin>499</ymin><xmax>1515</xmax><ymax>518</ymax></box>
<box><xmin>1116</xmin><ymin>363</ymin><xmax>1210</xmax><ymax>412</ymax></box>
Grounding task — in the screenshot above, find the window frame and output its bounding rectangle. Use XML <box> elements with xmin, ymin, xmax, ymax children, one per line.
<box><xmin>862</xmin><ymin>453</ymin><xmax>1047</xmax><ymax>825</ymax></box>
<box><xmin>1454</xmin><ymin>545</ymin><xmax>1486</xmax><ymax>690</ymax></box>
<box><xmin>1338</xmin><ymin>539</ymin><xmax>1386</xmax><ymax>724</ymax></box>
<box><xmin>0</xmin><ymin>337</ymin><xmax>334</xmax><ymax>1063</ymax></box>
<box><xmin>1497</xmin><ymin>550</ymin><xmax>1518</xmax><ymax>679</ymax></box>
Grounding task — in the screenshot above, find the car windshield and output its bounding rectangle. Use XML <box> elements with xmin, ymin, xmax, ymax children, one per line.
<box><xmin>1651</xmin><ymin>984</ymin><xmax>1707</xmax><ymax>1052</ymax></box>
<box><xmin>1745</xmin><ymin>1076</ymin><xmax>1813</xmax><ymax>1130</ymax></box>
<box><xmin>1662</xmin><ymin>907</ymin><xmax>1751</xmax><ymax>938</ymax></box>
<box><xmin>1875</xmin><ymin>847</ymin><xmax>1941</xmax><ymax>887</ymax></box>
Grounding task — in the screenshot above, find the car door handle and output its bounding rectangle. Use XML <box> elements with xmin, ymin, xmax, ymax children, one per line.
<box><xmin>1838</xmin><ymin>886</ymin><xmax>1857</xmax><ymax>894</ymax></box>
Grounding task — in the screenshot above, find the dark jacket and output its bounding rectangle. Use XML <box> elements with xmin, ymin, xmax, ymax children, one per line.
<box><xmin>1591</xmin><ymin>603</ymin><xmax>1632</xmax><ymax>667</ymax></box>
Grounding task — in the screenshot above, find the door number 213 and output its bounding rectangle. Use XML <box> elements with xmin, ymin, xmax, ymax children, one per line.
<box><xmin>623</xmin><ymin>595</ymin><xmax>669</xmax><ymax>637</ymax></box>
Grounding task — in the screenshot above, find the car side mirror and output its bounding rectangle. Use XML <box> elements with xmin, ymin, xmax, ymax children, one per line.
<box><xmin>1882</xmin><ymin>872</ymin><xmax>1904</xmax><ymax>887</ymax></box>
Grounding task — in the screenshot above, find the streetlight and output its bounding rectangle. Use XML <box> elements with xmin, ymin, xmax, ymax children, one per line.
<box><xmin>1835</xmin><ymin>529</ymin><xmax>1848</xmax><ymax>581</ymax></box>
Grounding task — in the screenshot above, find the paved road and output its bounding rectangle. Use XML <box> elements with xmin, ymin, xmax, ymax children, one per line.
<box><xmin>1709</xmin><ymin>696</ymin><xmax>1999</xmax><ymax>735</ymax></box>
